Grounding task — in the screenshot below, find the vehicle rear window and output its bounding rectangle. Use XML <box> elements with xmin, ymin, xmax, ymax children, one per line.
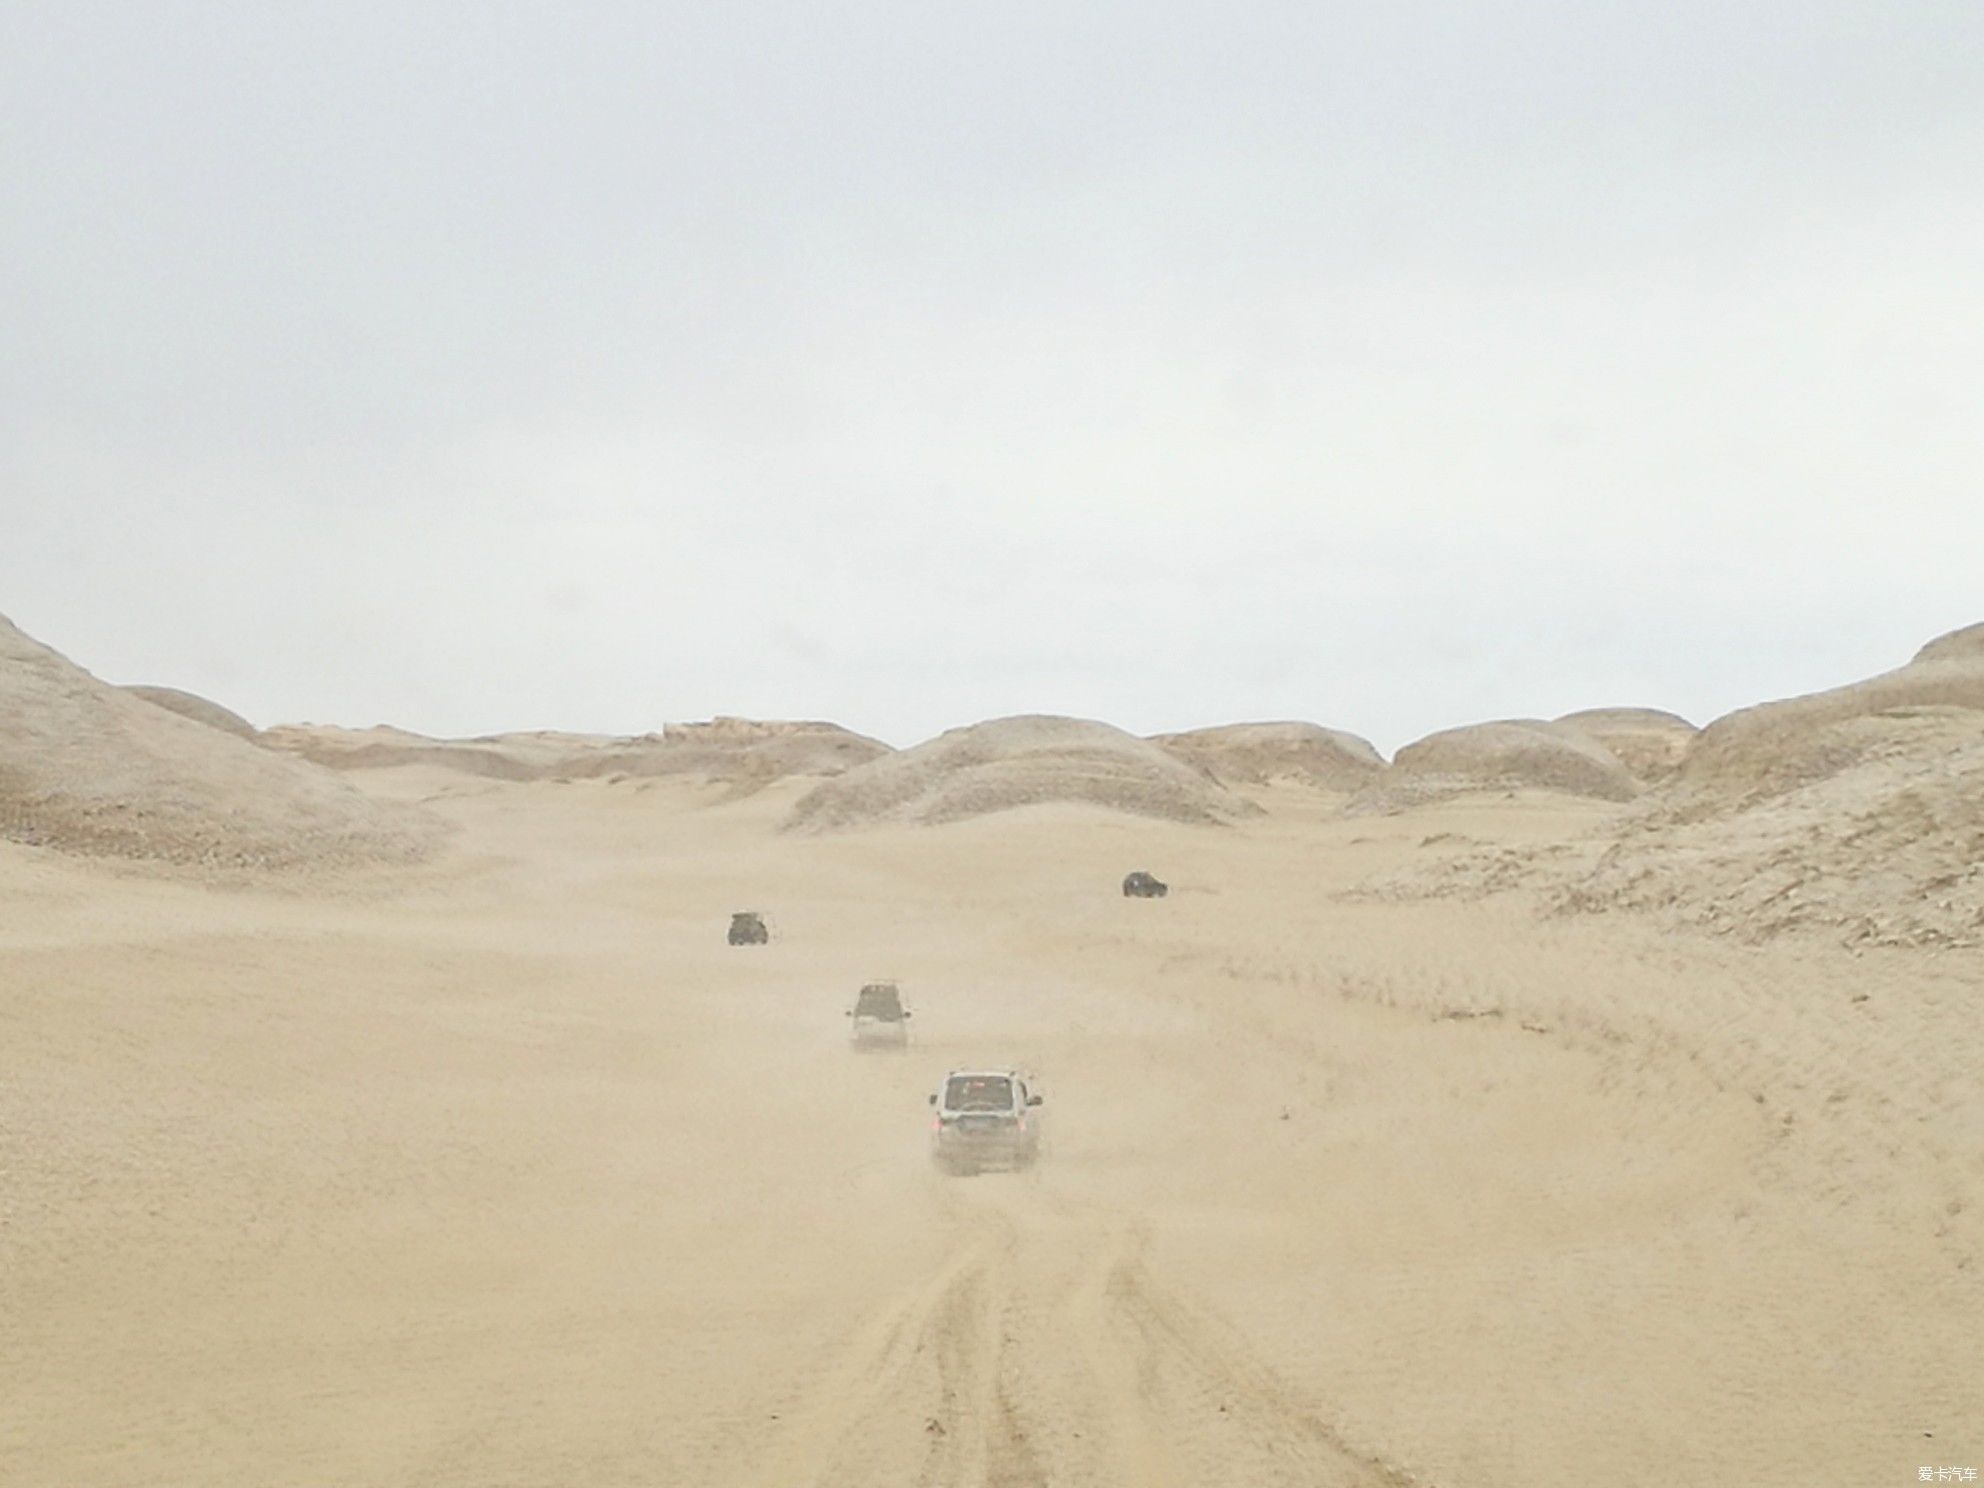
<box><xmin>944</xmin><ymin>1075</ymin><xmax>1012</xmax><ymax>1111</ymax></box>
<box><xmin>855</xmin><ymin>985</ymin><xmax>901</xmax><ymax>1016</ymax></box>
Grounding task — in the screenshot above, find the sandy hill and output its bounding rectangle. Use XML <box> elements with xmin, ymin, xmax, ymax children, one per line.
<box><xmin>585</xmin><ymin>718</ymin><xmax>891</xmax><ymax>789</ymax></box>
<box><xmin>784</xmin><ymin>714</ymin><xmax>1259</xmax><ymax>832</ymax></box>
<box><xmin>1548</xmin><ymin>626</ymin><xmax>1984</xmax><ymax>944</ymax></box>
<box><xmin>1558</xmin><ymin>704</ymin><xmax>1984</xmax><ymax>946</ymax></box>
<box><xmin>1913</xmin><ymin>620</ymin><xmax>1984</xmax><ymax>663</ymax></box>
<box><xmin>121</xmin><ymin>684</ymin><xmax>262</xmax><ymax>742</ymax></box>
<box><xmin>1665</xmin><ymin>624</ymin><xmax>1984</xmax><ymax>816</ymax></box>
<box><xmin>1553</xmin><ymin>707</ymin><xmax>1696</xmax><ymax>783</ymax></box>
<box><xmin>1360</xmin><ymin>718</ymin><xmax>1641</xmax><ymax>811</ymax></box>
<box><xmin>1149</xmin><ymin>720</ymin><xmax>1386</xmax><ymax>790</ymax></box>
<box><xmin>265</xmin><ymin>717</ymin><xmax>889</xmax><ymax>790</ymax></box>
<box><xmin>1363</xmin><ymin>626</ymin><xmax>1984</xmax><ymax>945</ymax></box>
<box><xmin>0</xmin><ymin>617</ymin><xmax>435</xmax><ymax>868</ymax></box>
<box><xmin>265</xmin><ymin>724</ymin><xmax>598</xmax><ymax>781</ymax></box>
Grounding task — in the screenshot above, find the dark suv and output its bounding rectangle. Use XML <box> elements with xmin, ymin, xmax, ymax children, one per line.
<box><xmin>847</xmin><ymin>981</ymin><xmax>911</xmax><ymax>1049</ymax></box>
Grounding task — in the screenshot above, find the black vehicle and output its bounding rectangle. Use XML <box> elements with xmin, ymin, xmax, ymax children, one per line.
<box><xmin>1122</xmin><ymin>870</ymin><xmax>1168</xmax><ymax>898</ymax></box>
<box><xmin>846</xmin><ymin>981</ymin><xmax>912</xmax><ymax>1048</ymax></box>
<box><xmin>727</xmin><ymin>911</ymin><xmax>769</xmax><ymax>946</ymax></box>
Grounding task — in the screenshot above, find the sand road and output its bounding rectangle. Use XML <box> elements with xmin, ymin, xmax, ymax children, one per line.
<box><xmin>5</xmin><ymin>774</ymin><xmax>1978</xmax><ymax>1485</ymax></box>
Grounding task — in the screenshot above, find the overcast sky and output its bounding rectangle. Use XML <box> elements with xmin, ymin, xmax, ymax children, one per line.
<box><xmin>4</xmin><ymin>1</ymin><xmax>1980</xmax><ymax>752</ymax></box>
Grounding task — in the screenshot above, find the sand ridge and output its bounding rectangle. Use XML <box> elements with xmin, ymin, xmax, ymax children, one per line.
<box><xmin>1150</xmin><ymin>720</ymin><xmax>1387</xmax><ymax>791</ymax></box>
<box><xmin>120</xmin><ymin>685</ymin><xmax>263</xmax><ymax>743</ymax></box>
<box><xmin>1360</xmin><ymin>718</ymin><xmax>1642</xmax><ymax>811</ymax></box>
<box><xmin>1912</xmin><ymin>620</ymin><xmax>1984</xmax><ymax>664</ymax></box>
<box><xmin>1352</xmin><ymin>627</ymin><xmax>1984</xmax><ymax>948</ymax></box>
<box><xmin>266</xmin><ymin>717</ymin><xmax>890</xmax><ymax>791</ymax></box>
<box><xmin>785</xmin><ymin>714</ymin><xmax>1262</xmax><ymax>832</ymax></box>
<box><xmin>1559</xmin><ymin>629</ymin><xmax>1984</xmax><ymax>943</ymax></box>
<box><xmin>1671</xmin><ymin>635</ymin><xmax>1984</xmax><ymax>814</ymax></box>
<box><xmin>1552</xmin><ymin>706</ymin><xmax>1697</xmax><ymax>783</ymax></box>
<box><xmin>0</xmin><ymin>616</ymin><xmax>434</xmax><ymax>869</ymax></box>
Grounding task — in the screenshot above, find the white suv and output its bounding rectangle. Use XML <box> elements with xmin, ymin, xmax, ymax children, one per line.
<box><xmin>928</xmin><ymin>1069</ymin><xmax>1043</xmax><ymax>1174</ymax></box>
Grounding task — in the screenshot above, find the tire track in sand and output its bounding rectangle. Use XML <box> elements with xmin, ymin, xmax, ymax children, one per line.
<box><xmin>1064</xmin><ymin>1224</ymin><xmax>1420</xmax><ymax>1488</ymax></box>
<box><xmin>745</xmin><ymin>1186</ymin><xmax>1422</xmax><ymax>1487</ymax></box>
<box><xmin>743</xmin><ymin>1203</ymin><xmax>1045</xmax><ymax>1488</ymax></box>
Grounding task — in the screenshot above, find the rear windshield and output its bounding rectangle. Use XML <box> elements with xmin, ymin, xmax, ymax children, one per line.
<box><xmin>854</xmin><ymin>985</ymin><xmax>901</xmax><ymax>1017</ymax></box>
<box><xmin>944</xmin><ymin>1075</ymin><xmax>1013</xmax><ymax>1111</ymax></box>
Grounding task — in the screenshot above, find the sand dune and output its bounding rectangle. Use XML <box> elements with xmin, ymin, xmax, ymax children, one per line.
<box><xmin>121</xmin><ymin>684</ymin><xmax>262</xmax><ymax>743</ymax></box>
<box><xmin>266</xmin><ymin>717</ymin><xmax>887</xmax><ymax>790</ymax></box>
<box><xmin>1547</xmin><ymin>631</ymin><xmax>1984</xmax><ymax>945</ymax></box>
<box><xmin>0</xmin><ymin>616</ymin><xmax>434</xmax><ymax>869</ymax></box>
<box><xmin>266</xmin><ymin>723</ymin><xmax>611</xmax><ymax>781</ymax></box>
<box><xmin>1672</xmin><ymin>630</ymin><xmax>1984</xmax><ymax>813</ymax></box>
<box><xmin>786</xmin><ymin>714</ymin><xmax>1260</xmax><ymax>832</ymax></box>
<box><xmin>1150</xmin><ymin>720</ymin><xmax>1386</xmax><ymax>791</ymax></box>
<box><xmin>1913</xmin><ymin>619</ymin><xmax>1984</xmax><ymax>663</ymax></box>
<box><xmin>1355</xmin><ymin>626</ymin><xmax>1984</xmax><ymax>948</ymax></box>
<box><xmin>579</xmin><ymin>717</ymin><xmax>891</xmax><ymax>789</ymax></box>
<box><xmin>1364</xmin><ymin>718</ymin><xmax>1641</xmax><ymax>810</ymax></box>
<box><xmin>1559</xmin><ymin>705</ymin><xmax>1984</xmax><ymax>945</ymax></box>
<box><xmin>1553</xmin><ymin>706</ymin><xmax>1696</xmax><ymax>782</ymax></box>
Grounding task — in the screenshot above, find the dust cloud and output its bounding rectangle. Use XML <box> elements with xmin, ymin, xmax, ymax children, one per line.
<box><xmin>4</xmin><ymin>617</ymin><xmax>1979</xmax><ymax>1486</ymax></box>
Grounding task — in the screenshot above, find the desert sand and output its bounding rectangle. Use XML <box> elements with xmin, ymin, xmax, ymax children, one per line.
<box><xmin>5</xmin><ymin>623</ymin><xmax>1980</xmax><ymax>1487</ymax></box>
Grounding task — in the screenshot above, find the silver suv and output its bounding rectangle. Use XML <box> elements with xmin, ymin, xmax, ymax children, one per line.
<box><xmin>928</xmin><ymin>1069</ymin><xmax>1043</xmax><ymax>1174</ymax></box>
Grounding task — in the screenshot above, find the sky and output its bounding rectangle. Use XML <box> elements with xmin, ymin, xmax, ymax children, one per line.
<box><xmin>4</xmin><ymin>1</ymin><xmax>1981</xmax><ymax>753</ymax></box>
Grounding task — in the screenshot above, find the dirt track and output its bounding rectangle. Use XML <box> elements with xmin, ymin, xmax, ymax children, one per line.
<box><xmin>5</xmin><ymin>774</ymin><xmax>1977</xmax><ymax>1485</ymax></box>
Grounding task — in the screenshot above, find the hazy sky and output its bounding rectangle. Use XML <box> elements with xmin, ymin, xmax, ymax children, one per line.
<box><xmin>5</xmin><ymin>2</ymin><xmax>1981</xmax><ymax>752</ymax></box>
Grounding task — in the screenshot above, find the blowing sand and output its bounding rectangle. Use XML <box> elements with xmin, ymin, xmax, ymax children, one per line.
<box><xmin>4</xmin><ymin>781</ymin><xmax>1977</xmax><ymax>1485</ymax></box>
<box><xmin>5</xmin><ymin>626</ymin><xmax>1981</xmax><ymax>1488</ymax></box>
